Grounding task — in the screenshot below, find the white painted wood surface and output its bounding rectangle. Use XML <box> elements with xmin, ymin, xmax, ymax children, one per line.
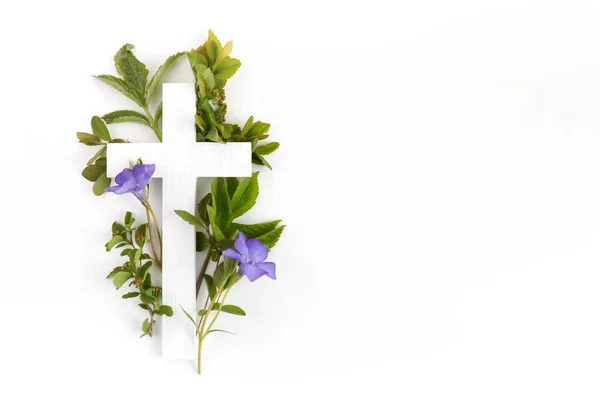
<box><xmin>106</xmin><ymin>83</ymin><xmax>251</xmax><ymax>359</ymax></box>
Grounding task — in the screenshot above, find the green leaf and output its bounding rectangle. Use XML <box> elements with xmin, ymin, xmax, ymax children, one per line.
<box><xmin>252</xmin><ymin>153</ymin><xmax>272</xmax><ymax>170</ymax></box>
<box><xmin>205</xmin><ymin>126</ymin><xmax>223</xmax><ymax>143</ymax></box>
<box><xmin>154</xmin><ymin>102</ymin><xmax>163</xmax><ymax>124</ymax></box>
<box><xmin>213</xmin><ymin>57</ymin><xmax>241</xmax><ymax>81</ymax></box>
<box><xmin>196</xmin><ymin>64</ymin><xmax>215</xmax><ymax>97</ymax></box>
<box><xmin>147</xmin><ymin>52</ymin><xmax>185</xmax><ymax>101</ymax></box>
<box><xmin>220</xmin><ymin>304</ymin><xmax>246</xmax><ymax>316</ymax></box>
<box><xmin>102</xmin><ymin>110</ymin><xmax>149</xmax><ymax>126</ymax></box>
<box><xmin>113</xmin><ymin>271</ymin><xmax>132</xmax><ymax>289</ymax></box>
<box><xmin>240</xmin><ymin>116</ymin><xmax>254</xmax><ymax>136</ymax></box>
<box><xmin>205</xmin><ymin>329</ymin><xmax>236</xmax><ymax>336</ymax></box>
<box><xmin>157</xmin><ymin>305</ymin><xmax>174</xmax><ymax>317</ymax></box>
<box><xmin>225</xmin><ymin>178</ymin><xmax>239</xmax><ymax>199</ymax></box>
<box><xmin>211</xmin><ymin>178</ymin><xmax>232</xmax><ymax>235</ymax></box>
<box><xmin>114</xmin><ymin>44</ymin><xmax>148</xmax><ymax>96</ymax></box>
<box><xmin>91</xmin><ymin>116</ymin><xmax>111</xmax><ymax>141</ymax></box>
<box><xmin>140</xmin><ymin>292</ymin><xmax>156</xmax><ymax>305</ymax></box>
<box><xmin>106</xmin><ymin>266</ymin><xmax>126</xmax><ymax>279</ymax></box>
<box><xmin>93</xmin><ymin>173</ymin><xmax>111</xmax><ymax>196</ymax></box>
<box><xmin>94</xmin><ymin>74</ymin><xmax>145</xmax><ymax>107</ymax></box>
<box><xmin>197</xmin><ymin>193</ymin><xmax>212</xmax><ymax>227</ymax></box>
<box><xmin>77</xmin><ymin>132</ymin><xmax>102</xmax><ymax>146</ymax></box>
<box><xmin>82</xmin><ymin>165</ymin><xmax>104</xmax><ymax>182</ymax></box>
<box><xmin>142</xmin><ymin>318</ymin><xmax>151</xmax><ymax>334</ymax></box>
<box><xmin>86</xmin><ymin>145</ymin><xmax>107</xmax><ymax>165</ymax></box>
<box><xmin>247</xmin><ymin>121</ymin><xmax>271</xmax><ymax>138</ymax></box>
<box><xmin>215</xmin><ymin>41</ymin><xmax>233</xmax><ymax>63</ymax></box>
<box><xmin>180</xmin><ymin>306</ymin><xmax>197</xmax><ymax>327</ymax></box>
<box><xmin>214</xmin><ymin>258</ymin><xmax>237</xmax><ymax>289</ymax></box>
<box><xmin>124</xmin><ymin>211</ymin><xmax>135</xmax><ymax>228</ymax></box>
<box><xmin>122</xmin><ymin>292</ymin><xmax>140</xmax><ymax>299</ymax></box>
<box><xmin>135</xmin><ymin>224</ymin><xmax>148</xmax><ymax>247</ymax></box>
<box><xmin>230</xmin><ymin>172</ymin><xmax>259</xmax><ymax>218</ymax></box>
<box><xmin>196</xmin><ymin>232</ymin><xmax>209</xmax><ymax>252</ymax></box>
<box><xmin>256</xmin><ymin>225</ymin><xmax>286</xmax><ymax>248</ymax></box>
<box><xmin>204</xmin><ymin>275</ymin><xmax>216</xmax><ymax>301</ymax></box>
<box><xmin>105</xmin><ymin>235</ymin><xmax>125</xmax><ymax>251</ymax></box>
<box><xmin>207</xmin><ymin>205</ymin><xmax>225</xmax><ymax>241</ymax></box>
<box><xmin>174</xmin><ymin>210</ymin><xmax>204</xmax><ymax>227</ymax></box>
<box><xmin>96</xmin><ymin>157</ymin><xmax>107</xmax><ymax>167</ymax></box>
<box><xmin>255</xmin><ymin>142</ymin><xmax>280</xmax><ymax>155</ymax></box>
<box><xmin>232</xmin><ymin>220</ymin><xmax>282</xmax><ymax>239</ymax></box>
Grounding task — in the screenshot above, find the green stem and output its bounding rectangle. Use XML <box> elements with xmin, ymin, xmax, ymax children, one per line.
<box><xmin>197</xmin><ymin>287</ymin><xmax>223</xmax><ymax>374</ymax></box>
<box><xmin>203</xmin><ymin>286</ymin><xmax>231</xmax><ymax>339</ymax></box>
<box><xmin>143</xmin><ymin>202</ymin><xmax>162</xmax><ymax>271</ymax></box>
<box><xmin>144</xmin><ymin>107</ymin><xmax>162</xmax><ymax>142</ymax></box>
<box><xmin>147</xmin><ymin>204</ymin><xmax>162</xmax><ymax>253</ymax></box>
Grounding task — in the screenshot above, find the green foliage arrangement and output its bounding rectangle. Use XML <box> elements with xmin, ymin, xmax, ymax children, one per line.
<box><xmin>77</xmin><ymin>31</ymin><xmax>284</xmax><ymax>373</ymax></box>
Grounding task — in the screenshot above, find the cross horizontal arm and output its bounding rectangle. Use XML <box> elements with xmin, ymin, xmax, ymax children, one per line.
<box><xmin>106</xmin><ymin>142</ymin><xmax>252</xmax><ymax>178</ymax></box>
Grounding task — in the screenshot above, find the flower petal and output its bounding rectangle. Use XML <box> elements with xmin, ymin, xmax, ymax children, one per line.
<box><xmin>234</xmin><ymin>232</ymin><xmax>249</xmax><ymax>259</ymax></box>
<box><xmin>246</xmin><ymin>239</ymin><xmax>268</xmax><ymax>264</ymax></box>
<box><xmin>106</xmin><ymin>179</ymin><xmax>136</xmax><ymax>194</ymax></box>
<box><xmin>240</xmin><ymin>263</ymin><xmax>267</xmax><ymax>282</ymax></box>
<box><xmin>256</xmin><ymin>262</ymin><xmax>276</xmax><ymax>280</ymax></box>
<box><xmin>114</xmin><ymin>168</ymin><xmax>134</xmax><ymax>185</ymax></box>
<box><xmin>133</xmin><ymin>164</ymin><xmax>155</xmax><ymax>190</ymax></box>
<box><xmin>222</xmin><ymin>248</ymin><xmax>245</xmax><ymax>264</ymax></box>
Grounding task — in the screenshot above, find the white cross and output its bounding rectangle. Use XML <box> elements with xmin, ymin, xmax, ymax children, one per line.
<box><xmin>106</xmin><ymin>83</ymin><xmax>251</xmax><ymax>359</ymax></box>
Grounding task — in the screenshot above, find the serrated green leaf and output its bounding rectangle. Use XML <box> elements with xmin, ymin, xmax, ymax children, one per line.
<box><xmin>122</xmin><ymin>292</ymin><xmax>140</xmax><ymax>299</ymax></box>
<box><xmin>207</xmin><ymin>205</ymin><xmax>225</xmax><ymax>241</ymax></box>
<box><xmin>255</xmin><ymin>142</ymin><xmax>279</xmax><ymax>155</ymax></box>
<box><xmin>154</xmin><ymin>101</ymin><xmax>163</xmax><ymax>124</ymax></box>
<box><xmin>256</xmin><ymin>225</ymin><xmax>286</xmax><ymax>248</ymax></box>
<box><xmin>196</xmin><ymin>232</ymin><xmax>209</xmax><ymax>252</ymax></box>
<box><xmin>252</xmin><ymin>153</ymin><xmax>272</xmax><ymax>170</ymax></box>
<box><xmin>211</xmin><ymin>178</ymin><xmax>232</xmax><ymax>235</ymax></box>
<box><xmin>225</xmin><ymin>177</ymin><xmax>239</xmax><ymax>198</ymax></box>
<box><xmin>93</xmin><ymin>173</ymin><xmax>111</xmax><ymax>196</ymax></box>
<box><xmin>219</xmin><ymin>304</ymin><xmax>246</xmax><ymax>316</ymax></box>
<box><xmin>247</xmin><ymin>121</ymin><xmax>271</xmax><ymax>138</ymax></box>
<box><xmin>232</xmin><ymin>220</ymin><xmax>282</xmax><ymax>239</ymax></box>
<box><xmin>113</xmin><ymin>271</ymin><xmax>132</xmax><ymax>289</ymax></box>
<box><xmin>82</xmin><ymin>164</ymin><xmax>104</xmax><ymax>182</ymax></box>
<box><xmin>215</xmin><ymin>41</ymin><xmax>233</xmax><ymax>63</ymax></box>
<box><xmin>114</xmin><ymin>44</ymin><xmax>148</xmax><ymax>96</ymax></box>
<box><xmin>147</xmin><ymin>52</ymin><xmax>185</xmax><ymax>101</ymax></box>
<box><xmin>196</xmin><ymin>64</ymin><xmax>215</xmax><ymax>92</ymax></box>
<box><xmin>230</xmin><ymin>172</ymin><xmax>259</xmax><ymax>218</ymax></box>
<box><xmin>91</xmin><ymin>116</ymin><xmax>111</xmax><ymax>141</ymax></box>
<box><xmin>94</xmin><ymin>74</ymin><xmax>145</xmax><ymax>107</ymax></box>
<box><xmin>205</xmin><ymin>126</ymin><xmax>223</xmax><ymax>143</ymax></box>
<box><xmin>77</xmin><ymin>132</ymin><xmax>102</xmax><ymax>146</ymax></box>
<box><xmin>197</xmin><ymin>193</ymin><xmax>212</xmax><ymax>227</ymax></box>
<box><xmin>175</xmin><ymin>210</ymin><xmax>204</xmax><ymax>227</ymax></box>
<box><xmin>102</xmin><ymin>110</ymin><xmax>150</xmax><ymax>126</ymax></box>
<box><xmin>213</xmin><ymin>57</ymin><xmax>241</xmax><ymax>81</ymax></box>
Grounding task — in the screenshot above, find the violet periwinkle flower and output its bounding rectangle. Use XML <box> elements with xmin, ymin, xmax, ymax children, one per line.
<box><xmin>223</xmin><ymin>232</ymin><xmax>276</xmax><ymax>282</ymax></box>
<box><xmin>105</xmin><ymin>163</ymin><xmax>155</xmax><ymax>202</ymax></box>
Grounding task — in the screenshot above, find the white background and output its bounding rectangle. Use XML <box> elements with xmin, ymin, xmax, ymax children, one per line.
<box><xmin>1</xmin><ymin>0</ymin><xmax>600</xmax><ymax>398</ymax></box>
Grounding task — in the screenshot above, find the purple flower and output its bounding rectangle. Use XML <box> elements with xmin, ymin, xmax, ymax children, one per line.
<box><xmin>223</xmin><ymin>232</ymin><xmax>276</xmax><ymax>282</ymax></box>
<box><xmin>105</xmin><ymin>164</ymin><xmax>155</xmax><ymax>202</ymax></box>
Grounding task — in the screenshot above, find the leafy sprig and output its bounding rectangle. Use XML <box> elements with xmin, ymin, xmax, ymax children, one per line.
<box><xmin>105</xmin><ymin>211</ymin><xmax>172</xmax><ymax>337</ymax></box>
